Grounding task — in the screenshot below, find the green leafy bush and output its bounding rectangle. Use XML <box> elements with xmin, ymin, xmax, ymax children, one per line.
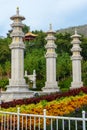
<box><xmin>59</xmin><ymin>77</ymin><xmax>72</xmax><ymax>92</ymax></box>
<box><xmin>0</xmin><ymin>78</ymin><xmax>9</xmax><ymax>90</ymax></box>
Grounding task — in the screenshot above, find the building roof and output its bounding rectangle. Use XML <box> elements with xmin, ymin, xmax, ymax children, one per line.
<box><xmin>25</xmin><ymin>32</ymin><xmax>38</xmax><ymax>37</ymax></box>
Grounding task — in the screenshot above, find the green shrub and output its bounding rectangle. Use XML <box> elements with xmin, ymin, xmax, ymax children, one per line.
<box><xmin>0</xmin><ymin>78</ymin><xmax>9</xmax><ymax>90</ymax></box>
<box><xmin>59</xmin><ymin>77</ymin><xmax>72</xmax><ymax>92</ymax></box>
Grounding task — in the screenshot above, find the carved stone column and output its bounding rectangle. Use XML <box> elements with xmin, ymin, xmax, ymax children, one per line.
<box><xmin>70</xmin><ymin>30</ymin><xmax>83</xmax><ymax>89</ymax></box>
<box><xmin>1</xmin><ymin>8</ymin><xmax>34</xmax><ymax>101</ymax></box>
<box><xmin>42</xmin><ymin>24</ymin><xmax>59</xmax><ymax>92</ymax></box>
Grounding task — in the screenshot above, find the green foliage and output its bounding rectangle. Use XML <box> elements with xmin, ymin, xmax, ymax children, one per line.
<box><xmin>0</xmin><ymin>38</ymin><xmax>11</xmax><ymax>64</ymax></box>
<box><xmin>57</xmin><ymin>53</ymin><xmax>72</xmax><ymax>80</ymax></box>
<box><xmin>55</xmin><ymin>32</ymin><xmax>71</xmax><ymax>54</ymax></box>
<box><xmin>24</xmin><ymin>77</ymin><xmax>29</xmax><ymax>84</ymax></box>
<box><xmin>24</xmin><ymin>48</ymin><xmax>46</xmax><ymax>90</ymax></box>
<box><xmin>4</xmin><ymin>61</ymin><xmax>11</xmax><ymax>77</ymax></box>
<box><xmin>82</xmin><ymin>61</ymin><xmax>87</xmax><ymax>85</ymax></box>
<box><xmin>78</xmin><ymin>91</ymin><xmax>85</xmax><ymax>96</ymax></box>
<box><xmin>59</xmin><ymin>77</ymin><xmax>72</xmax><ymax>92</ymax></box>
<box><xmin>81</xmin><ymin>37</ymin><xmax>87</xmax><ymax>60</ymax></box>
<box><xmin>0</xmin><ymin>78</ymin><xmax>9</xmax><ymax>90</ymax></box>
<box><xmin>56</xmin><ymin>24</ymin><xmax>87</xmax><ymax>37</ymax></box>
<box><xmin>22</xmin><ymin>24</ymin><xmax>29</xmax><ymax>34</ymax></box>
<box><xmin>24</xmin><ymin>30</ymin><xmax>46</xmax><ymax>52</ymax></box>
<box><xmin>40</xmin><ymin>100</ymin><xmax>47</xmax><ymax>107</ymax></box>
<box><xmin>36</xmin><ymin>79</ymin><xmax>45</xmax><ymax>90</ymax></box>
<box><xmin>0</xmin><ymin>64</ymin><xmax>3</xmax><ymax>79</ymax></box>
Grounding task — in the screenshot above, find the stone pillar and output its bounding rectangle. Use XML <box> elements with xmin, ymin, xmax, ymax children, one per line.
<box><xmin>70</xmin><ymin>29</ymin><xmax>83</xmax><ymax>89</ymax></box>
<box><xmin>6</xmin><ymin>7</ymin><xmax>29</xmax><ymax>92</ymax></box>
<box><xmin>42</xmin><ymin>24</ymin><xmax>59</xmax><ymax>92</ymax></box>
<box><xmin>1</xmin><ymin>8</ymin><xmax>34</xmax><ymax>101</ymax></box>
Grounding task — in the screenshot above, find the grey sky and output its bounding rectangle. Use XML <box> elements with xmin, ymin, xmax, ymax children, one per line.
<box><xmin>0</xmin><ymin>0</ymin><xmax>87</xmax><ymax>36</ymax></box>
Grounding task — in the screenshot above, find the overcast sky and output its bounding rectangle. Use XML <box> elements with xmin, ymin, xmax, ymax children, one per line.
<box><xmin>0</xmin><ymin>0</ymin><xmax>87</xmax><ymax>36</ymax></box>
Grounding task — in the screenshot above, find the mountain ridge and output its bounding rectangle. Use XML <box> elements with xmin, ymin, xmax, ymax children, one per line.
<box><xmin>56</xmin><ymin>24</ymin><xmax>87</xmax><ymax>37</ymax></box>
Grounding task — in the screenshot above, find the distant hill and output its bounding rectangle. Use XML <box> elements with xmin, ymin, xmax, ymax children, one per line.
<box><xmin>56</xmin><ymin>24</ymin><xmax>87</xmax><ymax>37</ymax></box>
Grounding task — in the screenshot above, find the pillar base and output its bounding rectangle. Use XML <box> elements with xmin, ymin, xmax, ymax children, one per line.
<box><xmin>70</xmin><ymin>81</ymin><xmax>83</xmax><ymax>89</ymax></box>
<box><xmin>42</xmin><ymin>81</ymin><xmax>60</xmax><ymax>92</ymax></box>
<box><xmin>6</xmin><ymin>84</ymin><xmax>29</xmax><ymax>92</ymax></box>
<box><xmin>0</xmin><ymin>83</ymin><xmax>33</xmax><ymax>102</ymax></box>
<box><xmin>1</xmin><ymin>91</ymin><xmax>34</xmax><ymax>102</ymax></box>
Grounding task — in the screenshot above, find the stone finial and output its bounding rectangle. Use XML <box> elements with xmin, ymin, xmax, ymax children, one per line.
<box><xmin>16</xmin><ymin>7</ymin><xmax>19</xmax><ymax>15</ymax></box>
<box><xmin>33</xmin><ymin>70</ymin><xmax>36</xmax><ymax>75</ymax></box>
<box><xmin>49</xmin><ymin>24</ymin><xmax>52</xmax><ymax>31</ymax></box>
<box><xmin>75</xmin><ymin>28</ymin><xmax>77</xmax><ymax>35</ymax></box>
<box><xmin>71</xmin><ymin>28</ymin><xmax>81</xmax><ymax>39</ymax></box>
<box><xmin>46</xmin><ymin>23</ymin><xmax>55</xmax><ymax>35</ymax></box>
<box><xmin>74</xmin><ymin>28</ymin><xmax>80</xmax><ymax>37</ymax></box>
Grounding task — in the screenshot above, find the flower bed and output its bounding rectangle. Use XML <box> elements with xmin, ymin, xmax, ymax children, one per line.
<box><xmin>1</xmin><ymin>88</ymin><xmax>87</xmax><ymax>129</ymax></box>
<box><xmin>1</xmin><ymin>87</ymin><xmax>87</xmax><ymax>108</ymax></box>
<box><xmin>1</xmin><ymin>92</ymin><xmax>87</xmax><ymax>116</ymax></box>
